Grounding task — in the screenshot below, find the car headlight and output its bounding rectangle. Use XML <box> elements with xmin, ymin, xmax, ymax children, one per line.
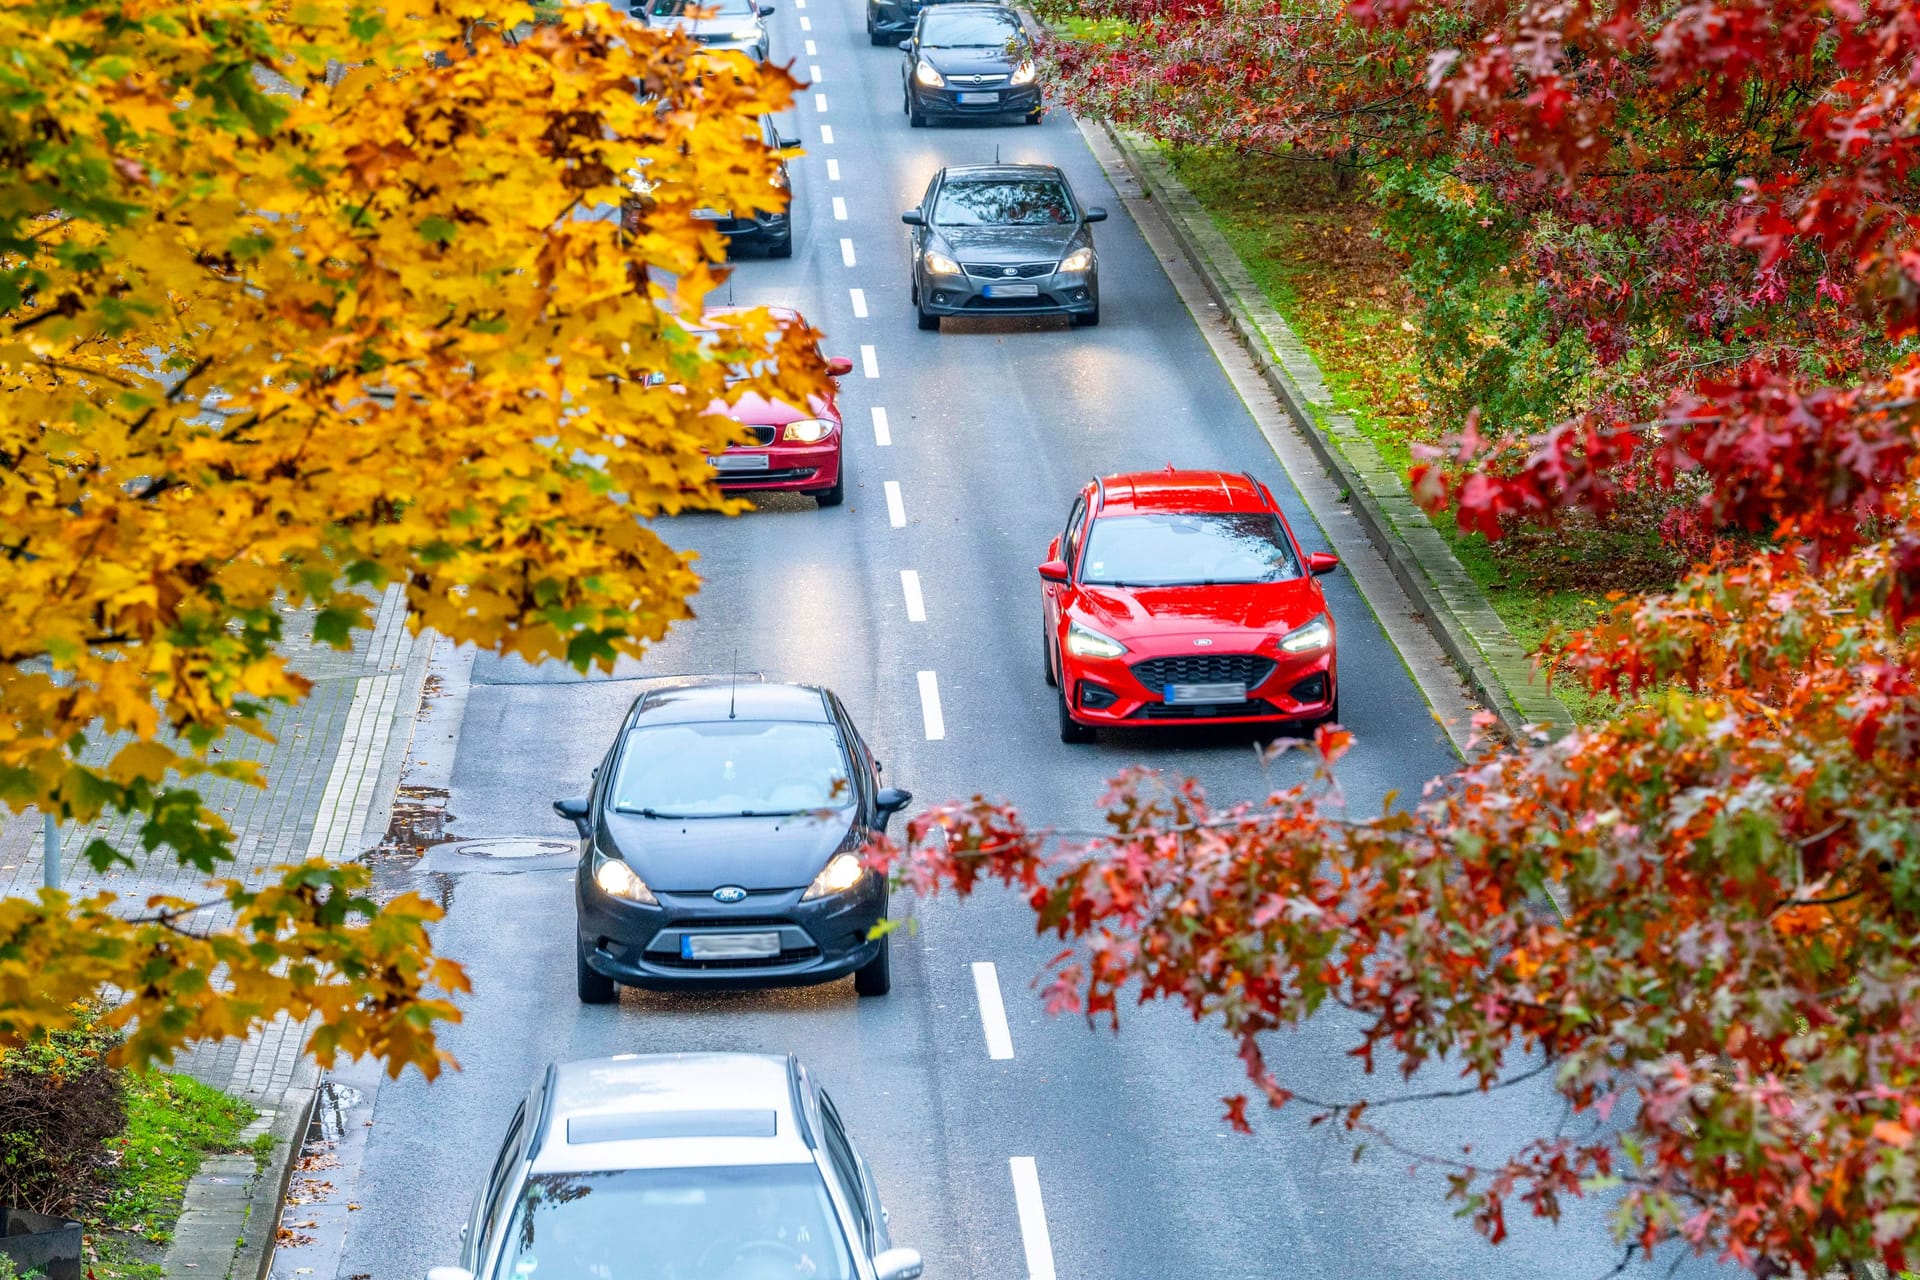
<box><xmin>591</xmin><ymin>850</ymin><xmax>658</xmax><ymax>904</ymax></box>
<box><xmin>1065</xmin><ymin>619</ymin><xmax>1127</xmax><ymax>659</ymax></box>
<box><xmin>730</xmin><ymin>25</ymin><xmax>763</xmax><ymax>39</ymax></box>
<box><xmin>1279</xmin><ymin>614</ymin><xmax>1332</xmax><ymax>653</ymax></box>
<box><xmin>781</xmin><ymin>418</ymin><xmax>836</xmax><ymax>443</ymax></box>
<box><xmin>915</xmin><ymin>60</ymin><xmax>945</xmax><ymax>87</ymax></box>
<box><xmin>1057</xmin><ymin>247</ymin><xmax>1093</xmax><ymax>273</ymax></box>
<box><xmin>923</xmin><ymin>250</ymin><xmax>961</xmax><ymax>275</ymax></box>
<box><xmin>801</xmin><ymin>851</ymin><xmax>865</xmax><ymax>901</ymax></box>
<box><xmin>1011</xmin><ymin>59</ymin><xmax>1037</xmax><ymax>85</ymax></box>
<box><xmin>770</xmin><ymin>166</ymin><xmax>789</xmax><ymax>189</ymax></box>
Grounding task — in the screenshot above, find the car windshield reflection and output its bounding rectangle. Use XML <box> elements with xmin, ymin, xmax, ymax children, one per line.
<box><xmin>933</xmin><ymin>179</ymin><xmax>1075</xmax><ymax>227</ymax></box>
<box><xmin>1079</xmin><ymin>513</ymin><xmax>1302</xmax><ymax>586</ymax></box>
<box><xmin>612</xmin><ymin>720</ymin><xmax>852</xmax><ymax>818</ymax></box>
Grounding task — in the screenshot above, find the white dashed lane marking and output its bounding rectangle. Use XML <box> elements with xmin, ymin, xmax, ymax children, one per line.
<box><xmin>871</xmin><ymin>406</ymin><xmax>890</xmax><ymax>445</ymax></box>
<box><xmin>811</xmin><ymin>64</ymin><xmax>823</xmax><ymax>81</ymax></box>
<box><xmin>916</xmin><ymin>671</ymin><xmax>945</xmax><ymax>740</ymax></box>
<box><xmin>900</xmin><ymin>570</ymin><xmax>927</xmax><ymax>623</ymax></box>
<box><xmin>850</xmin><ymin>287</ymin><xmax>868</xmax><ymax>318</ymax></box>
<box><xmin>799</xmin><ymin>14</ymin><xmax>811</xmax><ymax>28</ymax></box>
<box><xmin>805</xmin><ymin>38</ymin><xmax>817</xmax><ymax>54</ymax></box>
<box><xmin>884</xmin><ymin>480</ymin><xmax>906</xmax><ymax>527</ymax></box>
<box><xmin>1009</xmin><ymin>1159</ymin><xmax>1057</xmax><ymax>1280</ymax></box>
<box><xmin>820</xmin><ymin>123</ymin><xmax>834</xmax><ymax>143</ymax></box>
<box><xmin>840</xmin><ymin>238</ymin><xmax>857</xmax><ymax>267</ymax></box>
<box><xmin>971</xmin><ymin>962</ymin><xmax>1014</xmax><ymax>1058</ymax></box>
<box><xmin>860</xmin><ymin>345</ymin><xmax>878</xmax><ymax>379</ymax></box>
<box><xmin>826</xmin><ymin>158</ymin><xmax>841</xmax><ymax>181</ymax></box>
<box><xmin>815</xmin><ymin>92</ymin><xmax>829</xmax><ymax>112</ymax></box>
<box><xmin>833</xmin><ymin>196</ymin><xmax>848</xmax><ymax>220</ymax></box>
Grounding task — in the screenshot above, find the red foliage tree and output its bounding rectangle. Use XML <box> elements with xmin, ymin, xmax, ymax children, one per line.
<box><xmin>890</xmin><ymin>0</ymin><xmax>1920</xmax><ymax>1275</ymax></box>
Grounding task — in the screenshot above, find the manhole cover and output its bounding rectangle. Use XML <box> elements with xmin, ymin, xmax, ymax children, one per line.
<box><xmin>455</xmin><ymin>838</ymin><xmax>574</xmax><ymax>860</ymax></box>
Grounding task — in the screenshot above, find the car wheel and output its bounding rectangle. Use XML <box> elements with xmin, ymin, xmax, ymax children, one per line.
<box><xmin>1058</xmin><ymin>683</ymin><xmax>1096</xmax><ymax>744</ymax></box>
<box><xmin>853</xmin><ymin>934</ymin><xmax>891</xmax><ymax>996</ymax></box>
<box><xmin>916</xmin><ymin>303</ymin><xmax>939</xmax><ymax>331</ymax></box>
<box><xmin>1025</xmin><ymin>107</ymin><xmax>1043</xmax><ymax>125</ymax></box>
<box><xmin>1073</xmin><ymin>301</ymin><xmax>1101</xmax><ymax>328</ymax></box>
<box><xmin>869</xmin><ymin>21</ymin><xmax>889</xmax><ymax>44</ymax></box>
<box><xmin>907</xmin><ymin>94</ymin><xmax>927</xmax><ymax>127</ymax></box>
<box><xmin>812</xmin><ymin>461</ymin><xmax>846</xmax><ymax>507</ymax></box>
<box><xmin>765</xmin><ymin>230</ymin><xmax>793</xmax><ymax>259</ymax></box>
<box><xmin>577</xmin><ymin>939</ymin><xmax>617</xmax><ymax>1005</ymax></box>
<box><xmin>1043</xmin><ymin>632</ymin><xmax>1057</xmax><ymax>687</ymax></box>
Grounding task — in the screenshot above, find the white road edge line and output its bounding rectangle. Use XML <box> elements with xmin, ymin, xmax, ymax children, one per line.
<box><xmin>815</xmin><ymin>92</ymin><xmax>829</xmax><ymax>112</ymax></box>
<box><xmin>871</xmin><ymin>406</ymin><xmax>890</xmax><ymax>445</ymax></box>
<box><xmin>819</xmin><ymin>123</ymin><xmax>833</xmax><ymax>143</ymax></box>
<box><xmin>805</xmin><ymin>38</ymin><xmax>817</xmax><ymax>54</ymax></box>
<box><xmin>1009</xmin><ymin>1158</ymin><xmax>1057</xmax><ymax>1280</ymax></box>
<box><xmin>833</xmin><ymin>196</ymin><xmax>848</xmax><ymax>221</ymax></box>
<box><xmin>900</xmin><ymin>570</ymin><xmax>927</xmax><ymax>623</ymax></box>
<box><xmin>884</xmin><ymin>480</ymin><xmax>906</xmax><ymax>527</ymax></box>
<box><xmin>826</xmin><ymin>158</ymin><xmax>841</xmax><ymax>181</ymax></box>
<box><xmin>860</xmin><ymin>344</ymin><xmax>879</xmax><ymax>378</ymax></box>
<box><xmin>971</xmin><ymin>961</ymin><xmax>1014</xmax><ymax>1058</ymax></box>
<box><xmin>840</xmin><ymin>238</ymin><xmax>857</xmax><ymax>267</ymax></box>
<box><xmin>916</xmin><ymin>671</ymin><xmax>945</xmax><ymax>741</ymax></box>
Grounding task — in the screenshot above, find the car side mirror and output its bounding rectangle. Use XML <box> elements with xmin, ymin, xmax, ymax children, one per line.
<box><xmin>898</xmin><ymin>38</ymin><xmax>914</xmax><ymax>49</ymax></box>
<box><xmin>1084</xmin><ymin>206</ymin><xmax>1109</xmax><ymax>223</ymax></box>
<box><xmin>900</xmin><ymin>210</ymin><xmax>924</xmax><ymax>225</ymax></box>
<box><xmin>553</xmin><ymin>795</ymin><xmax>592</xmax><ymax>837</ymax></box>
<box><xmin>1037</xmin><ymin>558</ymin><xmax>1069</xmax><ymax>584</ymax></box>
<box><xmin>778</xmin><ymin>134</ymin><xmax>798</xmax><ymax>149</ymax></box>
<box><xmin>426</xmin><ymin>1269</ymin><xmax>475</xmax><ymax>1280</ymax></box>
<box><xmin>1306</xmin><ymin>551</ymin><xmax>1340</xmax><ymax>576</ymax></box>
<box><xmin>877</xmin><ymin>787</ymin><xmax>913</xmax><ymax>816</ymax></box>
<box><xmin>758</xmin><ymin>2</ymin><xmax>776</xmax><ymax>12</ymax></box>
<box><xmin>874</xmin><ymin>1249</ymin><xmax>924</xmax><ymax>1280</ymax></box>
<box><xmin>825</xmin><ymin>355</ymin><xmax>854</xmax><ymax>376</ymax></box>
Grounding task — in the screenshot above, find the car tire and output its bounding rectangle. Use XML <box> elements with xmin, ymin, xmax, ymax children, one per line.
<box><xmin>1073</xmin><ymin>302</ymin><xmax>1101</xmax><ymax>328</ymax></box>
<box><xmin>870</xmin><ymin>22</ymin><xmax>890</xmax><ymax>44</ymax></box>
<box><xmin>1025</xmin><ymin>107</ymin><xmax>1043</xmax><ymax>125</ymax></box>
<box><xmin>765</xmin><ymin>231</ymin><xmax>793</xmax><ymax>259</ymax></box>
<box><xmin>1043</xmin><ymin>632</ymin><xmax>1057</xmax><ymax>687</ymax></box>
<box><xmin>853</xmin><ymin>934</ymin><xmax>891</xmax><ymax>996</ymax></box>
<box><xmin>916</xmin><ymin>302</ymin><xmax>939</xmax><ymax>331</ymax></box>
<box><xmin>577</xmin><ymin>940</ymin><xmax>618</xmax><ymax>1005</ymax></box>
<box><xmin>812</xmin><ymin>462</ymin><xmax>846</xmax><ymax>507</ymax></box>
<box><xmin>907</xmin><ymin>93</ymin><xmax>927</xmax><ymax>127</ymax></box>
<box><xmin>1058</xmin><ymin>683</ymin><xmax>1096</xmax><ymax>744</ymax></box>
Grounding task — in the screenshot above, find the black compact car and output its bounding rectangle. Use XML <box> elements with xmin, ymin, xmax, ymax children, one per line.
<box><xmin>623</xmin><ymin>116</ymin><xmax>797</xmax><ymax>257</ymax></box>
<box><xmin>899</xmin><ymin>4</ymin><xmax>1041</xmax><ymax>126</ymax></box>
<box><xmin>556</xmin><ymin>679</ymin><xmax>910</xmax><ymax>1002</ymax></box>
<box><xmin>867</xmin><ymin>0</ymin><xmax>966</xmax><ymax>46</ymax></box>
<box><xmin>903</xmin><ymin>163</ymin><xmax>1106</xmax><ymax>329</ymax></box>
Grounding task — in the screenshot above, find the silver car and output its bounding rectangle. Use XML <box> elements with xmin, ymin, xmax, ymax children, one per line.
<box><xmin>638</xmin><ymin>0</ymin><xmax>774</xmax><ymax>62</ymax></box>
<box><xmin>426</xmin><ymin>1053</ymin><xmax>925</xmax><ymax>1280</ymax></box>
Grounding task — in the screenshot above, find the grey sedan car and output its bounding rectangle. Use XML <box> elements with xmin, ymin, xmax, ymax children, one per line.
<box><xmin>425</xmin><ymin>1053</ymin><xmax>925</xmax><ymax>1280</ymax></box>
<box><xmin>903</xmin><ymin>163</ymin><xmax>1106</xmax><ymax>329</ymax></box>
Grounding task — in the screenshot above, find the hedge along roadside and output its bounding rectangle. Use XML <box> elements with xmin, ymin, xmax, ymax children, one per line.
<box><xmin>1101</xmin><ymin>128</ymin><xmax>1576</xmax><ymax>743</ymax></box>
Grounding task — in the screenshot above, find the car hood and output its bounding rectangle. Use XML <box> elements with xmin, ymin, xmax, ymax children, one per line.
<box><xmin>932</xmin><ymin>224</ymin><xmax>1083</xmax><ymax>261</ymax></box>
<box><xmin>919</xmin><ymin>46</ymin><xmax>1022</xmax><ymax>75</ymax></box>
<box><xmin>1071</xmin><ymin>579</ymin><xmax>1327</xmax><ymax>644</ymax></box>
<box><xmin>708</xmin><ymin>390</ymin><xmax>837</xmax><ymax>428</ymax></box>
<box><xmin>600</xmin><ymin>810</ymin><xmax>853</xmax><ymax>893</ymax></box>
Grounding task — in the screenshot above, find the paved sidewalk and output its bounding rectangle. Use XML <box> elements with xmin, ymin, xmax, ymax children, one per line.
<box><xmin>0</xmin><ymin>586</ymin><xmax>437</xmax><ymax>1280</ymax></box>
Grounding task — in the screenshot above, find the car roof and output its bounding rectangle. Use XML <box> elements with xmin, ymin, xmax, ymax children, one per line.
<box><xmin>532</xmin><ymin>1053</ymin><xmax>813</xmax><ymax>1174</ymax></box>
<box><xmin>939</xmin><ymin>163</ymin><xmax>1064</xmax><ymax>184</ymax></box>
<box><xmin>628</xmin><ymin>677</ymin><xmax>833</xmax><ymax>727</ymax></box>
<box><xmin>920</xmin><ymin>1</ymin><xmax>1020</xmax><ymax>15</ymax></box>
<box><xmin>692</xmin><ymin>304</ymin><xmax>803</xmax><ymax>330</ymax></box>
<box><xmin>1093</xmin><ymin>468</ymin><xmax>1274</xmax><ymax>516</ymax></box>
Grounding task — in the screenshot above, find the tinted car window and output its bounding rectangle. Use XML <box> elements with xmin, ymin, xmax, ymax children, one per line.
<box><xmin>918</xmin><ymin>11</ymin><xmax>1021</xmax><ymax>46</ymax></box>
<box><xmin>612</xmin><ymin>720</ymin><xmax>850</xmax><ymax>817</ymax></box>
<box><xmin>1080</xmin><ymin>513</ymin><xmax>1302</xmax><ymax>587</ymax></box>
<box><xmin>933</xmin><ymin>178</ymin><xmax>1074</xmax><ymax>227</ymax></box>
<box><xmin>492</xmin><ymin>1166</ymin><xmax>855</xmax><ymax>1280</ymax></box>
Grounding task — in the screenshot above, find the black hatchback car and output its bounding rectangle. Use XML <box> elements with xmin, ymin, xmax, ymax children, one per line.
<box><xmin>903</xmin><ymin>163</ymin><xmax>1106</xmax><ymax>328</ymax></box>
<box><xmin>555</xmin><ymin>679</ymin><xmax>910</xmax><ymax>1003</ymax></box>
<box><xmin>899</xmin><ymin>4</ymin><xmax>1041</xmax><ymax>126</ymax></box>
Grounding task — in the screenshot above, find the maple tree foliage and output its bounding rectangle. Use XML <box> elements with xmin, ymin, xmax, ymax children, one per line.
<box><xmin>893</xmin><ymin>0</ymin><xmax>1920</xmax><ymax>1275</ymax></box>
<box><xmin>0</xmin><ymin>0</ymin><xmax>812</xmax><ymax>1075</ymax></box>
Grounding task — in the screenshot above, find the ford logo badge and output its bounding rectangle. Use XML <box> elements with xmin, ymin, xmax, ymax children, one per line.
<box><xmin>712</xmin><ymin>885</ymin><xmax>748</xmax><ymax>904</ymax></box>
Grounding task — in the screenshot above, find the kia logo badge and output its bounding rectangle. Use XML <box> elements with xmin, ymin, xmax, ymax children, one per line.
<box><xmin>1193</xmin><ymin>637</ymin><xmax>1214</xmax><ymax>646</ymax></box>
<box><xmin>1002</xmin><ymin>267</ymin><xmax>1018</xmax><ymax>277</ymax></box>
<box><xmin>712</xmin><ymin>885</ymin><xmax>748</xmax><ymax>904</ymax></box>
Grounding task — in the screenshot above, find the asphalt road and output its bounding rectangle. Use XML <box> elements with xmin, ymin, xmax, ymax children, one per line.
<box><xmin>326</xmin><ymin>8</ymin><xmax>1733</xmax><ymax>1279</ymax></box>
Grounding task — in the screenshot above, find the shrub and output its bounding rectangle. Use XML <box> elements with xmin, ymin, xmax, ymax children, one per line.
<box><xmin>0</xmin><ymin>1006</ymin><xmax>128</xmax><ymax>1217</ymax></box>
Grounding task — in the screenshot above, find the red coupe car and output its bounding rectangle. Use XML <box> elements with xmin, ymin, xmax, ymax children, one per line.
<box><xmin>696</xmin><ymin>306</ymin><xmax>852</xmax><ymax>507</ymax></box>
<box><xmin>1039</xmin><ymin>468</ymin><xmax>1341</xmax><ymax>742</ymax></box>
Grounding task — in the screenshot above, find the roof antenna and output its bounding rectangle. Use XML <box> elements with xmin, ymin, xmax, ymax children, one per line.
<box><xmin>726</xmin><ymin>273</ymin><xmax>734</xmax><ymax>307</ymax></box>
<box><xmin>994</xmin><ymin>143</ymin><xmax>1000</xmax><ymax>164</ymax></box>
<box><xmin>729</xmin><ymin>647</ymin><xmax>738</xmax><ymax>719</ymax></box>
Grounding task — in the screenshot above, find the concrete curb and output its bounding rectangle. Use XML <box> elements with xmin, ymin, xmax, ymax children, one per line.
<box><xmin>1099</xmin><ymin>127</ymin><xmax>1576</xmax><ymax>743</ymax></box>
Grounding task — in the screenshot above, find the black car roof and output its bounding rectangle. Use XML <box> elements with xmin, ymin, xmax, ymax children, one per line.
<box><xmin>938</xmin><ymin>163</ymin><xmax>1066</xmax><ymax>182</ymax></box>
<box><xmin>628</xmin><ymin>679</ymin><xmax>832</xmax><ymax>727</ymax></box>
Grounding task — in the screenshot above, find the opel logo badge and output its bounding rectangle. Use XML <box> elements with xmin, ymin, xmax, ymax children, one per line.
<box><xmin>712</xmin><ymin>885</ymin><xmax>747</xmax><ymax>904</ymax></box>
<box><xmin>1002</xmin><ymin>267</ymin><xmax>1017</xmax><ymax>277</ymax></box>
<box><xmin>1193</xmin><ymin>637</ymin><xmax>1214</xmax><ymax>646</ymax></box>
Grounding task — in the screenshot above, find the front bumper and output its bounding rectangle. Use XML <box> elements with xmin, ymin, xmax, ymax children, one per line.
<box><xmin>1060</xmin><ymin>648</ymin><xmax>1337</xmax><ymax>727</ymax></box>
<box><xmin>708</xmin><ymin>437</ymin><xmax>841</xmax><ymax>494</ymax></box>
<box><xmin>908</xmin><ymin>82</ymin><xmax>1042</xmax><ymax>120</ymax></box>
<box><xmin>697</xmin><ymin>210</ymin><xmax>790</xmax><ymax>248</ymax></box>
<box><xmin>918</xmin><ymin>267</ymin><xmax>1097</xmax><ymax>319</ymax></box>
<box><xmin>577</xmin><ymin>868</ymin><xmax>887</xmax><ymax>992</ymax></box>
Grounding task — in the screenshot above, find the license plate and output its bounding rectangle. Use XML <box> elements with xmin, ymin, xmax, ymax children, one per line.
<box><xmin>957</xmin><ymin>91</ymin><xmax>999</xmax><ymax>105</ymax></box>
<box><xmin>1166</xmin><ymin>682</ymin><xmax>1246</xmax><ymax>705</ymax></box>
<box><xmin>709</xmin><ymin>453</ymin><xmax>771</xmax><ymax>471</ymax></box>
<box><xmin>683</xmin><ymin>932</ymin><xmax>781</xmax><ymax>959</ymax></box>
<box><xmin>692</xmin><ymin>208</ymin><xmax>731</xmax><ymax>221</ymax></box>
<box><xmin>982</xmin><ymin>282</ymin><xmax>1039</xmax><ymax>298</ymax></box>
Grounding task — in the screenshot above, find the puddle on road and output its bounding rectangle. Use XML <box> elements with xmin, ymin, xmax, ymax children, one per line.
<box><xmin>358</xmin><ymin>785</ymin><xmax>457</xmax><ymax>909</ymax></box>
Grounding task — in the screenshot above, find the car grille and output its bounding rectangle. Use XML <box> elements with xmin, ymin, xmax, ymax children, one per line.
<box><xmin>1130</xmin><ymin>699</ymin><xmax>1282</xmax><ymax>720</ymax></box>
<box><xmin>693</xmin><ymin>29</ymin><xmax>747</xmax><ymax>42</ymax></box>
<box><xmin>652</xmin><ymin>945</ymin><xmax>822</xmax><ymax>970</ymax></box>
<box><xmin>945</xmin><ymin>73</ymin><xmax>1010</xmax><ymax>87</ymax></box>
<box><xmin>962</xmin><ymin>260</ymin><xmax>1054</xmax><ymax>279</ymax></box>
<box><xmin>738</xmin><ymin>427</ymin><xmax>776</xmax><ymax>446</ymax></box>
<box><xmin>1130</xmin><ymin>654</ymin><xmax>1276</xmax><ymax>689</ymax></box>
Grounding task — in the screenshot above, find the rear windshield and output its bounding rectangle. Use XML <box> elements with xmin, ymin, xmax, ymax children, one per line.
<box><xmin>612</xmin><ymin>720</ymin><xmax>851</xmax><ymax>818</ymax></box>
<box><xmin>933</xmin><ymin>178</ymin><xmax>1074</xmax><ymax>227</ymax></box>
<box><xmin>1080</xmin><ymin>513</ymin><xmax>1301</xmax><ymax>587</ymax></box>
<box><xmin>920</xmin><ymin>11</ymin><xmax>1022</xmax><ymax>46</ymax></box>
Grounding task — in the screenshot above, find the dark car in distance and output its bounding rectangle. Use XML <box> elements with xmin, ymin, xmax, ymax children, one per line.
<box><xmin>867</xmin><ymin>0</ymin><xmax>966</xmax><ymax>46</ymax></box>
<box><xmin>899</xmin><ymin>4</ymin><xmax>1041</xmax><ymax>126</ymax></box>
<box><xmin>555</xmin><ymin>679</ymin><xmax>910</xmax><ymax>1002</ymax></box>
<box><xmin>903</xmin><ymin>163</ymin><xmax>1106</xmax><ymax>329</ymax></box>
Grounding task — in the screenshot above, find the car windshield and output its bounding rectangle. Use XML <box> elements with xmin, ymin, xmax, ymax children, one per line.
<box><xmin>491</xmin><ymin>1165</ymin><xmax>855</xmax><ymax>1280</ymax></box>
<box><xmin>1080</xmin><ymin>513</ymin><xmax>1302</xmax><ymax>586</ymax></box>
<box><xmin>933</xmin><ymin>178</ymin><xmax>1074</xmax><ymax>227</ymax></box>
<box><xmin>920</xmin><ymin>12</ymin><xmax>1021</xmax><ymax>46</ymax></box>
<box><xmin>650</xmin><ymin>0</ymin><xmax>757</xmax><ymax>17</ymax></box>
<box><xmin>643</xmin><ymin>325</ymin><xmax>802</xmax><ymax>386</ymax></box>
<box><xmin>611</xmin><ymin>720</ymin><xmax>850</xmax><ymax>818</ymax></box>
